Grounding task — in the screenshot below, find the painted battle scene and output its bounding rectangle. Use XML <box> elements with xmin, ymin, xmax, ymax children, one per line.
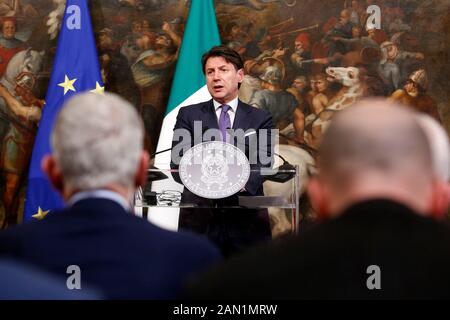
<box><xmin>0</xmin><ymin>0</ymin><xmax>449</xmax><ymax>236</ymax></box>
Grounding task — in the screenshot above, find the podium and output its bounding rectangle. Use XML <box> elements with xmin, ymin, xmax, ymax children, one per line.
<box><xmin>134</xmin><ymin>166</ymin><xmax>301</xmax><ymax>234</ymax></box>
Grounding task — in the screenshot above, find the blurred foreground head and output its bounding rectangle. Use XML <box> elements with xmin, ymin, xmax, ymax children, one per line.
<box><xmin>308</xmin><ymin>99</ymin><xmax>450</xmax><ymax>219</ymax></box>
<box><xmin>42</xmin><ymin>92</ymin><xmax>149</xmax><ymax>201</ymax></box>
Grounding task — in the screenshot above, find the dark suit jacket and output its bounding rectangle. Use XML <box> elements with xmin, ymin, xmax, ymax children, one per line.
<box><xmin>184</xmin><ymin>199</ymin><xmax>450</xmax><ymax>299</ymax></box>
<box><xmin>171</xmin><ymin>99</ymin><xmax>274</xmax><ymax>196</ymax></box>
<box><xmin>0</xmin><ymin>198</ymin><xmax>221</xmax><ymax>299</ymax></box>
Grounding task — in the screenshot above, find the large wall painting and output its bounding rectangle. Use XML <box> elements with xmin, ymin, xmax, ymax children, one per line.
<box><xmin>0</xmin><ymin>0</ymin><xmax>448</xmax><ymax>236</ymax></box>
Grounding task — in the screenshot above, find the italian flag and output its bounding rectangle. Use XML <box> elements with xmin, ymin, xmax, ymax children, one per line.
<box><xmin>149</xmin><ymin>0</ymin><xmax>221</xmax><ymax>230</ymax></box>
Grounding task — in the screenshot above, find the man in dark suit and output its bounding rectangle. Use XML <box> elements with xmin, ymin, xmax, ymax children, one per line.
<box><xmin>171</xmin><ymin>46</ymin><xmax>274</xmax><ymax>257</ymax></box>
<box><xmin>0</xmin><ymin>92</ymin><xmax>221</xmax><ymax>299</ymax></box>
<box><xmin>184</xmin><ymin>99</ymin><xmax>450</xmax><ymax>299</ymax></box>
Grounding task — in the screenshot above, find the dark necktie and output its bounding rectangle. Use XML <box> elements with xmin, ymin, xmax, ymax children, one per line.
<box><xmin>219</xmin><ymin>104</ymin><xmax>231</xmax><ymax>142</ymax></box>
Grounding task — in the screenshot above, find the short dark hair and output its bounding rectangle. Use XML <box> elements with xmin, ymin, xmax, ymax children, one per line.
<box><xmin>1</xmin><ymin>17</ymin><xmax>17</xmax><ymax>29</ymax></box>
<box><xmin>201</xmin><ymin>45</ymin><xmax>244</xmax><ymax>74</ymax></box>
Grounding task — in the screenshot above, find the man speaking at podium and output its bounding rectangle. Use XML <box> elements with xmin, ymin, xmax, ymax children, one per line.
<box><xmin>171</xmin><ymin>46</ymin><xmax>274</xmax><ymax>257</ymax></box>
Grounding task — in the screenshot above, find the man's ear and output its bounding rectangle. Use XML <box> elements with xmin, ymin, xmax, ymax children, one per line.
<box><xmin>307</xmin><ymin>177</ymin><xmax>330</xmax><ymax>220</ymax></box>
<box><xmin>237</xmin><ymin>68</ymin><xmax>244</xmax><ymax>84</ymax></box>
<box><xmin>135</xmin><ymin>150</ymin><xmax>149</xmax><ymax>188</ymax></box>
<box><xmin>41</xmin><ymin>155</ymin><xmax>64</xmax><ymax>195</ymax></box>
<box><xmin>428</xmin><ymin>180</ymin><xmax>450</xmax><ymax>219</ymax></box>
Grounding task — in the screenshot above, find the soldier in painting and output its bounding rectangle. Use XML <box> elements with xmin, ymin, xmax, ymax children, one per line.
<box><xmin>390</xmin><ymin>69</ymin><xmax>440</xmax><ymax>122</ymax></box>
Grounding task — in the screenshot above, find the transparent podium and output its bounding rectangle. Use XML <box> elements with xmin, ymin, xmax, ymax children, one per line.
<box><xmin>134</xmin><ymin>166</ymin><xmax>301</xmax><ymax>234</ymax></box>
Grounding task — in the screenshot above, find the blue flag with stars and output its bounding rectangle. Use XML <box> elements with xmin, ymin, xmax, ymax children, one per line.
<box><xmin>24</xmin><ymin>0</ymin><xmax>104</xmax><ymax>222</ymax></box>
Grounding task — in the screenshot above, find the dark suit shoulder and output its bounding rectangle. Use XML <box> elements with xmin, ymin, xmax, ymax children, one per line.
<box><xmin>180</xmin><ymin>100</ymin><xmax>212</xmax><ymax>113</ymax></box>
<box><xmin>1</xmin><ymin>200</ymin><xmax>221</xmax><ymax>260</ymax></box>
<box><xmin>239</xmin><ymin>101</ymin><xmax>272</xmax><ymax>120</ymax></box>
<box><xmin>254</xmin><ymin>107</ymin><xmax>272</xmax><ymax>121</ymax></box>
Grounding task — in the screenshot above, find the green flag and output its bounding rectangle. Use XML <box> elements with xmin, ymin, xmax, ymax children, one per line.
<box><xmin>165</xmin><ymin>0</ymin><xmax>221</xmax><ymax>115</ymax></box>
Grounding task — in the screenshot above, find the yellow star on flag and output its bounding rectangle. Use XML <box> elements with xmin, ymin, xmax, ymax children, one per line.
<box><xmin>90</xmin><ymin>81</ymin><xmax>105</xmax><ymax>95</ymax></box>
<box><xmin>32</xmin><ymin>207</ymin><xmax>50</xmax><ymax>220</ymax></box>
<box><xmin>58</xmin><ymin>75</ymin><xmax>77</xmax><ymax>95</ymax></box>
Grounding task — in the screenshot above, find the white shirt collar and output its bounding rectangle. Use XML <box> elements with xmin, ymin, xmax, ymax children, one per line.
<box><xmin>213</xmin><ymin>96</ymin><xmax>239</xmax><ymax>113</ymax></box>
<box><xmin>68</xmin><ymin>189</ymin><xmax>131</xmax><ymax>211</ymax></box>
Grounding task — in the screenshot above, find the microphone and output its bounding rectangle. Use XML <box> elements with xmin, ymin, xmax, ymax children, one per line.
<box><xmin>151</xmin><ymin>147</ymin><xmax>172</xmax><ymax>158</ymax></box>
<box><xmin>147</xmin><ymin>126</ymin><xmax>210</xmax><ymax>182</ymax></box>
<box><xmin>146</xmin><ymin>145</ymin><xmax>179</xmax><ymax>183</ymax></box>
<box><xmin>226</xmin><ymin>128</ymin><xmax>296</xmax><ymax>183</ymax></box>
<box><xmin>150</xmin><ymin>125</ymin><xmax>210</xmax><ymax>163</ymax></box>
<box><xmin>170</xmin><ymin>125</ymin><xmax>210</xmax><ymax>161</ymax></box>
<box><xmin>144</xmin><ymin>125</ymin><xmax>211</xmax><ymax>201</ymax></box>
<box><xmin>264</xmin><ymin>161</ymin><xmax>296</xmax><ymax>183</ymax></box>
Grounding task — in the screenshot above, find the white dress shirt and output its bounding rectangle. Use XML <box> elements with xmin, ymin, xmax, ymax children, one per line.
<box><xmin>68</xmin><ymin>189</ymin><xmax>131</xmax><ymax>211</ymax></box>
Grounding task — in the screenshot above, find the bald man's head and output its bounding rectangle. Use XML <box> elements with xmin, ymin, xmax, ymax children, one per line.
<box><xmin>319</xmin><ymin>99</ymin><xmax>432</xmax><ymax>183</ymax></box>
<box><xmin>309</xmin><ymin>99</ymin><xmax>437</xmax><ymax>217</ymax></box>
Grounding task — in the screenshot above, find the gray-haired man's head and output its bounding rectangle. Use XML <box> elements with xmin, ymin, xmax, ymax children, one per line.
<box><xmin>43</xmin><ymin>92</ymin><xmax>148</xmax><ymax>200</ymax></box>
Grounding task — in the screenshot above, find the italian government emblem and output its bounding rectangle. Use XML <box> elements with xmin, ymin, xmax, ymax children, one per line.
<box><xmin>179</xmin><ymin>141</ymin><xmax>250</xmax><ymax>199</ymax></box>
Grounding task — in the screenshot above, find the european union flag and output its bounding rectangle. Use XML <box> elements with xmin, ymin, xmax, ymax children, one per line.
<box><xmin>24</xmin><ymin>0</ymin><xmax>103</xmax><ymax>222</ymax></box>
